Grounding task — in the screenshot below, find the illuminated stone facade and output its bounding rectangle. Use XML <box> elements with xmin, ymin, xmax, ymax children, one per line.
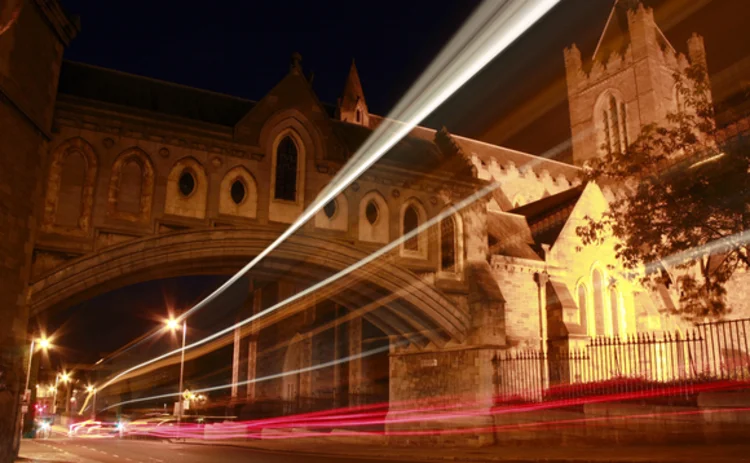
<box><xmin>1</xmin><ymin>0</ymin><xmax>746</xmax><ymax>450</ymax></box>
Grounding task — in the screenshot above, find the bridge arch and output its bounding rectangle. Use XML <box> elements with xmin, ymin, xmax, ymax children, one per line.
<box><xmin>29</xmin><ymin>227</ymin><xmax>469</xmax><ymax>346</ymax></box>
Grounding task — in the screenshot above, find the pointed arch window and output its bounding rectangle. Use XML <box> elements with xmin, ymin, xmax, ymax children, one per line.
<box><xmin>403</xmin><ymin>205</ymin><xmax>420</xmax><ymax>251</ymax></box>
<box><xmin>610</xmin><ymin>287</ymin><xmax>620</xmax><ymax>337</ymax></box>
<box><xmin>577</xmin><ymin>283</ymin><xmax>589</xmax><ymax>329</ymax></box>
<box><xmin>274</xmin><ymin>136</ymin><xmax>298</xmax><ymax>201</ymax></box>
<box><xmin>592</xmin><ymin>269</ymin><xmax>606</xmax><ymax>336</ymax></box>
<box><xmin>440</xmin><ymin>216</ymin><xmax>457</xmax><ymax>273</ymax></box>
<box><xmin>599</xmin><ymin>93</ymin><xmax>628</xmax><ymax>155</ymax></box>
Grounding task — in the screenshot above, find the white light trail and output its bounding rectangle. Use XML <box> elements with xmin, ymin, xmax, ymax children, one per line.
<box><xmin>102</xmin><ymin>343</ymin><xmax>395</xmax><ymax>411</ymax></box>
<box><xmin>99</xmin><ymin>0</ymin><xmax>563</xmax><ymax>390</ymax></box>
<box><xmin>174</xmin><ymin>0</ymin><xmax>560</xmax><ymax>325</ymax></box>
<box><xmin>100</xmin><ymin>134</ymin><xmax>576</xmax><ymax>390</ymax></box>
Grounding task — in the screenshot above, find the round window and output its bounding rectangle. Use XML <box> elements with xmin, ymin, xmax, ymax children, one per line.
<box><xmin>365</xmin><ymin>200</ymin><xmax>379</xmax><ymax>225</ymax></box>
<box><xmin>178</xmin><ymin>171</ymin><xmax>195</xmax><ymax>197</ymax></box>
<box><xmin>323</xmin><ymin>200</ymin><xmax>337</xmax><ymax>219</ymax></box>
<box><xmin>230</xmin><ymin>179</ymin><xmax>246</xmax><ymax>205</ymax></box>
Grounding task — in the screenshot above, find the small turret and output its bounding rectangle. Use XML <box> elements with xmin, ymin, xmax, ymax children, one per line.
<box><xmin>337</xmin><ymin>60</ymin><xmax>369</xmax><ymax>126</ymax></box>
<box><xmin>687</xmin><ymin>33</ymin><xmax>708</xmax><ymax>69</ymax></box>
<box><xmin>563</xmin><ymin>44</ymin><xmax>583</xmax><ymax>90</ymax></box>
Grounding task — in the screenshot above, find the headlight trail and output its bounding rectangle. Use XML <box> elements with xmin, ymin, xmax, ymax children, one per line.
<box><xmin>101</xmin><ymin>342</ymin><xmax>398</xmax><ymax>411</ymax></box>
<box><xmin>99</xmin><ymin>132</ymin><xmax>577</xmax><ymax>390</ymax></box>
<box><xmin>90</xmin><ymin>0</ymin><xmax>560</xmax><ymax>373</ymax></box>
<box><xmin>171</xmin><ymin>0</ymin><xmax>560</xmax><ymax>325</ymax></box>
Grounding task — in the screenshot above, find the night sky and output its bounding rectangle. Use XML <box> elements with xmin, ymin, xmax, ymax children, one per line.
<box><xmin>46</xmin><ymin>0</ymin><xmax>750</xmax><ymax>370</ymax></box>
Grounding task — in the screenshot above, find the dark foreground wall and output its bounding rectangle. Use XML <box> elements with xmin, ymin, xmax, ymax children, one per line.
<box><xmin>0</xmin><ymin>1</ymin><xmax>74</xmax><ymax>461</ymax></box>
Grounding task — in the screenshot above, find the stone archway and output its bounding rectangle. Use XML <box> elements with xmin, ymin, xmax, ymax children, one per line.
<box><xmin>29</xmin><ymin>227</ymin><xmax>469</xmax><ymax>347</ymax></box>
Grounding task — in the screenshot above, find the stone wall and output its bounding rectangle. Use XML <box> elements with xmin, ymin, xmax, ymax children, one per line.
<box><xmin>0</xmin><ymin>1</ymin><xmax>74</xmax><ymax>460</ymax></box>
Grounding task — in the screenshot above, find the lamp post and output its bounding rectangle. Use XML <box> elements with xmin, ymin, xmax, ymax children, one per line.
<box><xmin>24</xmin><ymin>337</ymin><xmax>50</xmax><ymax>402</ymax></box>
<box><xmin>86</xmin><ymin>385</ymin><xmax>96</xmax><ymax>420</ymax></box>
<box><xmin>166</xmin><ymin>317</ymin><xmax>187</xmax><ymax>425</ymax></box>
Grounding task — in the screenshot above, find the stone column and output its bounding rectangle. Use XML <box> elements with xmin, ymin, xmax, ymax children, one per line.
<box><xmin>348</xmin><ymin>316</ymin><xmax>363</xmax><ymax>406</ymax></box>
<box><xmin>246</xmin><ymin>289</ymin><xmax>261</xmax><ymax>401</ymax></box>
<box><xmin>298</xmin><ymin>305</ymin><xmax>314</xmax><ymax>411</ymax></box>
<box><xmin>231</xmin><ymin>279</ymin><xmax>255</xmax><ymax>401</ymax></box>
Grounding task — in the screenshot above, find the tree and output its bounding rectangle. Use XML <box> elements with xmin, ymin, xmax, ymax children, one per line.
<box><xmin>577</xmin><ymin>64</ymin><xmax>750</xmax><ymax>321</ymax></box>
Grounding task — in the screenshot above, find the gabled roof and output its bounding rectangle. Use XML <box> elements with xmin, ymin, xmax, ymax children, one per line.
<box><xmin>331</xmin><ymin>120</ymin><xmax>474</xmax><ymax>177</ymax></box>
<box><xmin>486</xmin><ymin>211</ymin><xmax>542</xmax><ymax>261</ymax></box>
<box><xmin>58</xmin><ymin>61</ymin><xmax>255</xmax><ymax>126</ymax></box>
<box><xmin>509</xmin><ymin>184</ymin><xmax>585</xmax><ymax>247</ymax></box>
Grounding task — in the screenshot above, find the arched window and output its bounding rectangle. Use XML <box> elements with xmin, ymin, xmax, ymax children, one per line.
<box><xmin>56</xmin><ymin>150</ymin><xmax>86</xmax><ymax>228</ymax></box>
<box><xmin>673</xmin><ymin>84</ymin><xmax>684</xmax><ymax>113</ymax></box>
<box><xmin>403</xmin><ymin>205</ymin><xmax>420</xmax><ymax>251</ymax></box>
<box><xmin>117</xmin><ymin>160</ymin><xmax>143</xmax><ymax>214</ymax></box>
<box><xmin>577</xmin><ymin>283</ymin><xmax>589</xmax><ymax>329</ymax></box>
<box><xmin>359</xmin><ymin>192</ymin><xmax>388</xmax><ymax>244</ymax></box>
<box><xmin>598</xmin><ymin>93</ymin><xmax>628</xmax><ymax>155</ymax></box>
<box><xmin>440</xmin><ymin>216</ymin><xmax>457</xmax><ymax>273</ymax></box>
<box><xmin>592</xmin><ymin>269</ymin><xmax>606</xmax><ymax>336</ymax></box>
<box><xmin>274</xmin><ymin>136</ymin><xmax>298</xmax><ymax>201</ymax></box>
<box><xmin>107</xmin><ymin>147</ymin><xmax>155</xmax><ymax>223</ymax></box>
<box><xmin>610</xmin><ymin>287</ymin><xmax>620</xmax><ymax>337</ymax></box>
<box><xmin>219</xmin><ymin>166</ymin><xmax>258</xmax><ymax>218</ymax></box>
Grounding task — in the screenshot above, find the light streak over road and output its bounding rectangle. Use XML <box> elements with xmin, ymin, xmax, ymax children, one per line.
<box><xmin>98</xmin><ymin>0</ymin><xmax>563</xmax><ymax>391</ymax></box>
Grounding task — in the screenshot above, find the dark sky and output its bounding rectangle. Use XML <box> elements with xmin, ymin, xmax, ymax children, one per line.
<box><xmin>48</xmin><ymin>0</ymin><xmax>750</xmax><ymax>369</ymax></box>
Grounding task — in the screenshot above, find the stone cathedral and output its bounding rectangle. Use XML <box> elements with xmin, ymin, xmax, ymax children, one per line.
<box><xmin>0</xmin><ymin>0</ymin><xmax>748</xmax><ymax>453</ymax></box>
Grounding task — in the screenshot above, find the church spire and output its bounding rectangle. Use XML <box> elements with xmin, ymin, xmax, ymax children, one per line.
<box><xmin>337</xmin><ymin>59</ymin><xmax>369</xmax><ymax>126</ymax></box>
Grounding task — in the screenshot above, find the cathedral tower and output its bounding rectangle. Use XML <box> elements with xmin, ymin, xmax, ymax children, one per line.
<box><xmin>564</xmin><ymin>0</ymin><xmax>708</xmax><ymax>165</ymax></box>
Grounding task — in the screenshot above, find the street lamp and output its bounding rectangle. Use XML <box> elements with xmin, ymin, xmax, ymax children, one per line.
<box><xmin>24</xmin><ymin>336</ymin><xmax>51</xmax><ymax>400</ymax></box>
<box><xmin>86</xmin><ymin>385</ymin><xmax>96</xmax><ymax>419</ymax></box>
<box><xmin>165</xmin><ymin>316</ymin><xmax>187</xmax><ymax>425</ymax></box>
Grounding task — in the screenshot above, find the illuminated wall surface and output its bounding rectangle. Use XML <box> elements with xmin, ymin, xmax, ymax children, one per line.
<box><xmin>2</xmin><ymin>0</ymin><xmax>750</xmax><ymax>451</ymax></box>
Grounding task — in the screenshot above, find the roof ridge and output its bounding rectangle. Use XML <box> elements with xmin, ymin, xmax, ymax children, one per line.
<box><xmin>62</xmin><ymin>60</ymin><xmax>256</xmax><ymax>104</ymax></box>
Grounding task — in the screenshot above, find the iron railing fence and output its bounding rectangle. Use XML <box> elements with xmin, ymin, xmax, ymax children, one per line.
<box><xmin>493</xmin><ymin>318</ymin><xmax>750</xmax><ymax>404</ymax></box>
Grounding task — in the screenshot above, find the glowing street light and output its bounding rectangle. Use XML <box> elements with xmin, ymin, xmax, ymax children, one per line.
<box><xmin>86</xmin><ymin>385</ymin><xmax>97</xmax><ymax>419</ymax></box>
<box><xmin>165</xmin><ymin>316</ymin><xmax>187</xmax><ymax>425</ymax></box>
<box><xmin>24</xmin><ymin>335</ymin><xmax>52</xmax><ymax>422</ymax></box>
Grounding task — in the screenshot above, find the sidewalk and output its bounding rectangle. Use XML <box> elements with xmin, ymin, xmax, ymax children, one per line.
<box><xmin>177</xmin><ymin>435</ymin><xmax>750</xmax><ymax>462</ymax></box>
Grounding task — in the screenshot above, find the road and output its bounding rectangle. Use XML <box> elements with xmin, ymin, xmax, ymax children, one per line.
<box><xmin>19</xmin><ymin>438</ymin><xmax>428</xmax><ymax>463</ymax></box>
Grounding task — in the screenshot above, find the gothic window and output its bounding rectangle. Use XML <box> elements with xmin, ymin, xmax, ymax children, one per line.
<box><xmin>599</xmin><ymin>93</ymin><xmax>628</xmax><ymax>155</ymax></box>
<box><xmin>108</xmin><ymin>147</ymin><xmax>154</xmax><ymax>223</ymax></box>
<box><xmin>117</xmin><ymin>160</ymin><xmax>143</xmax><ymax>214</ymax></box>
<box><xmin>219</xmin><ymin>166</ymin><xmax>257</xmax><ymax>218</ymax></box>
<box><xmin>609</xmin><ymin>96</ymin><xmax>621</xmax><ymax>154</ymax></box>
<box><xmin>365</xmin><ymin>200</ymin><xmax>379</xmax><ymax>225</ymax></box>
<box><xmin>403</xmin><ymin>205</ymin><xmax>420</xmax><ymax>252</ymax></box>
<box><xmin>673</xmin><ymin>84</ymin><xmax>684</xmax><ymax>113</ymax></box>
<box><xmin>274</xmin><ymin>136</ymin><xmax>298</xmax><ymax>201</ymax></box>
<box><xmin>165</xmin><ymin>157</ymin><xmax>208</xmax><ymax>219</ymax></box>
<box><xmin>178</xmin><ymin>170</ymin><xmax>195</xmax><ymax>197</ymax></box>
<box><xmin>359</xmin><ymin>192</ymin><xmax>388</xmax><ymax>244</ymax></box>
<box><xmin>592</xmin><ymin>269</ymin><xmax>606</xmax><ymax>336</ymax></box>
<box><xmin>440</xmin><ymin>216</ymin><xmax>457</xmax><ymax>273</ymax></box>
<box><xmin>356</xmin><ymin>109</ymin><xmax>361</xmax><ymax>123</ymax></box>
<box><xmin>577</xmin><ymin>283</ymin><xmax>589</xmax><ymax>329</ymax></box>
<box><xmin>610</xmin><ymin>287</ymin><xmax>620</xmax><ymax>336</ymax></box>
<box><xmin>323</xmin><ymin>200</ymin><xmax>337</xmax><ymax>219</ymax></box>
<box><xmin>230</xmin><ymin>179</ymin><xmax>246</xmax><ymax>205</ymax></box>
<box><xmin>56</xmin><ymin>150</ymin><xmax>86</xmax><ymax>228</ymax></box>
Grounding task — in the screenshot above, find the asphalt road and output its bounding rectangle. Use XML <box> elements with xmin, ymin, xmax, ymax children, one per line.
<box><xmin>19</xmin><ymin>438</ymin><xmax>427</xmax><ymax>463</ymax></box>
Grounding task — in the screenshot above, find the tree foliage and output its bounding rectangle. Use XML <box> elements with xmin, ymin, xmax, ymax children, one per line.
<box><xmin>577</xmin><ymin>64</ymin><xmax>750</xmax><ymax>321</ymax></box>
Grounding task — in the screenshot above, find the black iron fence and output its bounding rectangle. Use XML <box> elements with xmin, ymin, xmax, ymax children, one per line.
<box><xmin>493</xmin><ymin>318</ymin><xmax>750</xmax><ymax>403</ymax></box>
